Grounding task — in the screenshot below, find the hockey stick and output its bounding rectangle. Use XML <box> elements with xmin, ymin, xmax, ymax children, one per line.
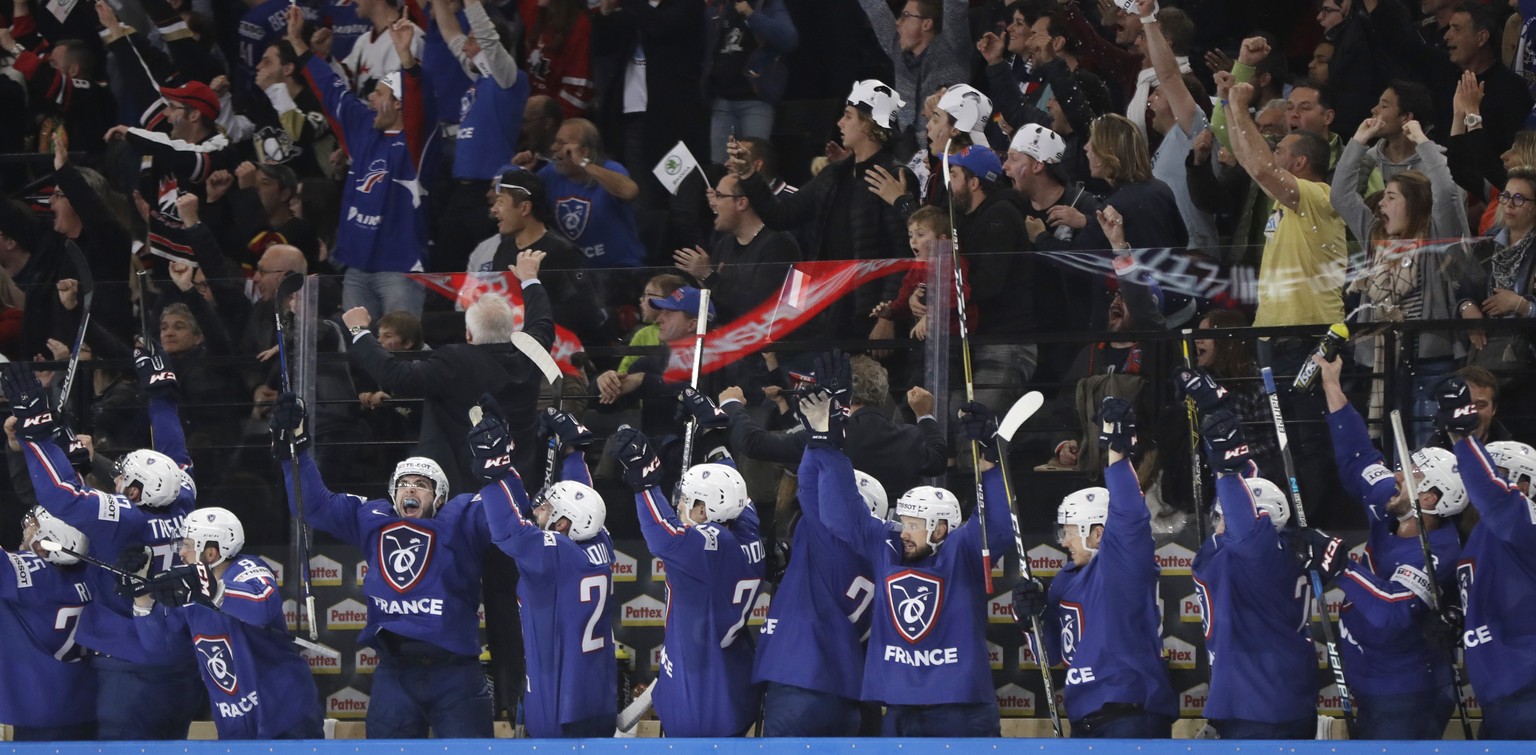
<box><xmin>56</xmin><ymin>241</ymin><xmax>94</xmax><ymax>411</ymax></box>
<box><xmin>941</xmin><ymin>139</ymin><xmax>993</xmax><ymax>593</ymax></box>
<box><xmin>272</xmin><ymin>271</ymin><xmax>317</xmax><ymax>641</ymax></box>
<box><xmin>136</xmin><ymin>269</ymin><xmax>156</xmax><ymax>447</ymax></box>
<box><xmin>994</xmin><ymin>391</ymin><xmax>1062</xmax><ymax>737</ymax></box>
<box><xmin>1181</xmin><ymin>332</ymin><xmax>1205</xmax><ymax>546</ymax></box>
<box><xmin>35</xmin><ymin>540</ymin><xmax>340</xmax><ymax>659</ymax></box>
<box><xmin>506</xmin><ymin>330</ymin><xmax>563</xmax><ymax>490</ymax></box>
<box><xmin>678</xmin><ymin>289</ymin><xmax>711</xmax><ymax>476</ymax></box>
<box><xmin>616</xmin><ymin>676</ymin><xmax>654</xmax><ymax>733</ymax></box>
<box><xmin>1261</xmin><ymin>367</ymin><xmax>1356</xmax><ymax>738</ymax></box>
<box><xmin>1388</xmin><ymin>410</ymin><xmax>1475</xmax><ymax>740</ymax></box>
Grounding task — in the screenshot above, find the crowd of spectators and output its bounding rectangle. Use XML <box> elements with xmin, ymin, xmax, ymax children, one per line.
<box><xmin>1</xmin><ymin>0</ymin><xmax>1535</xmax><ymax>546</ymax></box>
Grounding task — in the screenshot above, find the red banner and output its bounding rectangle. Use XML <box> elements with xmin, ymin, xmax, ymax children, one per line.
<box><xmin>408</xmin><ymin>272</ymin><xmax>584</xmax><ymax>376</ymax></box>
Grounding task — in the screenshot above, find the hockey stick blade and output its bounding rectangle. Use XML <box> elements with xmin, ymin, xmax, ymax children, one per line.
<box><xmin>510</xmin><ymin>332</ymin><xmax>561</xmax><ymax>385</ymax></box>
<box><xmin>997</xmin><ymin>391</ymin><xmax>1044</xmax><ymax>442</ymax></box>
<box><xmin>616</xmin><ymin>679</ymin><xmax>655</xmax><ymax>733</ymax></box>
<box><xmin>294</xmin><ymin>637</ymin><xmax>341</xmax><ymax>660</ymax></box>
<box><xmin>36</xmin><ymin>540</ymin><xmax>132</xmax><ymax>578</ymax></box>
<box><xmin>469</xmin><ymin>406</ymin><xmax>484</xmax><ymax>425</ymax></box>
<box><xmin>275</xmin><ymin>271</ymin><xmax>305</xmax><ymax>302</ymax></box>
<box><xmin>64</xmin><ymin>241</ymin><xmax>93</xmax><ymax>297</ymax></box>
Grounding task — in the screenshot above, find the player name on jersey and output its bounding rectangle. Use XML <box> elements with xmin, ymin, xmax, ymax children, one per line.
<box><xmin>611</xmin><ymin>549</ymin><xmax>638</xmax><ymax>582</ymax></box>
<box><xmin>1026</xmin><ymin>544</ymin><xmax>1068</xmax><ymax>576</ymax></box>
<box><xmin>327</xmin><ymin>686</ymin><xmax>369</xmax><ymax>719</ymax></box>
<box><xmin>995</xmin><ymin>682</ymin><xmax>1037</xmax><ymax>717</ymax></box>
<box><xmin>1155</xmin><ymin>543</ymin><xmax>1196</xmax><ymax>576</ymax></box>
<box><xmin>622</xmin><ymin>594</ymin><xmax>665</xmax><ymax>626</ymax></box>
<box><xmin>310</xmin><ymin>554</ymin><xmax>343</xmax><ymax>587</ymax></box>
<box><xmin>328</xmin><ymin>598</ymin><xmax>368</xmax><ymax>630</ymax></box>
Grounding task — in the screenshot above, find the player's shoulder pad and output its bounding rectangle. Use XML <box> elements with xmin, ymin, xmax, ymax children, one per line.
<box><xmin>95</xmin><ymin>490</ymin><xmax>126</xmax><ymax>522</ymax></box>
<box><xmin>6</xmin><ymin>549</ymin><xmax>45</xmax><ymax>589</ymax></box>
<box><xmin>1361</xmin><ymin>463</ymin><xmax>1392</xmax><ymax>487</ymax></box>
<box><xmin>693</xmin><ymin>523</ymin><xmax>721</xmax><ymax>552</ymax></box>
<box><xmin>228</xmin><ymin>556</ymin><xmax>278</xmax><ymax>587</ymax></box>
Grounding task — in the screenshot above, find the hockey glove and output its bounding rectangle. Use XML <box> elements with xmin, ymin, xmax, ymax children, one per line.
<box><xmin>2</xmin><ymin>363</ymin><xmax>57</xmax><ymax>441</ymax></box>
<box><xmin>1012</xmin><ymin>577</ymin><xmax>1048</xmax><ymax>620</ymax></box>
<box><xmin>467</xmin><ymin>395</ymin><xmax>515</xmax><ymax>481</ymax></box>
<box><xmin>133</xmin><ymin>345</ymin><xmax>178</xmax><ymax>398</ymax></box>
<box><xmin>1094</xmin><ymin>396</ymin><xmax>1137</xmax><ymax>454</ymax></box>
<box><xmin>1423</xmin><ymin>603</ymin><xmax>1464</xmax><ymax>652</ymax></box>
<box><xmin>793</xmin><ymin>388</ymin><xmax>841</xmax><ymax>449</ymax></box>
<box><xmin>677</xmin><ymin>386</ymin><xmax>730</xmax><ymax>429</ymax></box>
<box><xmin>1286</xmin><ymin>528</ymin><xmax>1347</xmax><ymax>583</ymax></box>
<box><xmin>608</xmin><ymin>426</ymin><xmax>665</xmax><ymax>492</ymax></box>
<box><xmin>1174</xmin><ymin>367</ymin><xmax>1228</xmax><ymax>413</ymax></box>
<box><xmin>959</xmin><ymin>401</ymin><xmax>1000</xmax><ymax>463</ymax></box>
<box><xmin>1201</xmin><ymin>409</ymin><xmax>1252</xmax><ymax>474</ymax></box>
<box><xmin>59</xmin><ymin>426</ymin><xmax>91</xmax><ymax>472</ymax></box>
<box><xmin>268</xmin><ymin>392</ymin><xmax>311</xmax><ymax>459</ymax></box>
<box><xmin>140</xmin><ymin>563</ymin><xmax>224</xmax><ymax>608</ymax></box>
<box><xmin>540</xmin><ymin>407</ymin><xmax>596</xmax><ymax>448</ymax></box>
<box><xmin>114</xmin><ymin>544</ymin><xmax>151</xmax><ymax>600</ymax></box>
<box><xmin>1434</xmin><ymin>376</ymin><xmax>1479</xmax><ymax>435</ymax></box>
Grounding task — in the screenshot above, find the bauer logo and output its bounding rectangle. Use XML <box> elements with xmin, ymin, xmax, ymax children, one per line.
<box><xmin>886</xmin><ymin>570</ymin><xmax>944</xmax><ymax>643</ymax></box>
<box><xmin>308</xmin><ymin>553</ymin><xmax>342</xmax><ymax>587</ymax></box>
<box><xmin>1181</xmin><ymin>683</ymin><xmax>1209</xmax><ymax>717</ymax></box>
<box><xmin>328</xmin><ymin>598</ymin><xmax>368</xmax><ymax>630</ymax></box>
<box><xmin>355</xmin><ymin>646</ymin><xmax>379</xmax><ymax>674</ymax></box>
<box><xmin>612</xmin><ymin>549</ymin><xmax>637</xmax><ymax>582</ymax></box>
<box><xmin>304</xmin><ymin>645</ymin><xmax>340</xmax><ymax>675</ymax></box>
<box><xmin>987</xmin><ymin>641</ymin><xmax>1003</xmax><ymax>670</ymax></box>
<box><xmin>988</xmin><ymin>590</ymin><xmax>1016</xmax><ymax>624</ymax></box>
<box><xmin>327</xmin><ymin>687</ymin><xmax>369</xmax><ymax>719</ymax></box>
<box><xmin>356</xmin><ymin>560</ymin><xmax>368</xmax><ymax>586</ymax></box>
<box><xmin>995</xmin><ymin>683</ymin><xmax>1036</xmax><ymax>718</ymax></box>
<box><xmin>194</xmin><ymin>635</ymin><xmax>239</xmax><ymax>695</ymax></box>
<box><xmin>1026</xmin><ymin>544</ymin><xmax>1067</xmax><ymax>576</ymax></box>
<box><xmin>1154</xmin><ymin>543</ymin><xmax>1195</xmax><ymax>575</ymax></box>
<box><xmin>622</xmin><ymin>594</ymin><xmax>666</xmax><ymax>626</ymax></box>
<box><xmin>1164</xmin><ymin>636</ymin><xmax>1196</xmax><ymax>670</ymax></box>
<box><xmin>650</xmin><ymin>557</ymin><xmax>667</xmax><ymax>581</ymax></box>
<box><xmin>377</xmin><ymin>522</ymin><xmax>433</xmax><ymax>593</ymax></box>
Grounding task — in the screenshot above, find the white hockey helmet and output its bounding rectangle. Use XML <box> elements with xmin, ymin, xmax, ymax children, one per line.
<box><xmin>853</xmin><ymin>470</ymin><xmax>890</xmax><ymax>521</ymax></box>
<box><xmin>1057</xmin><ymin>487</ymin><xmax>1109</xmax><ymax>553</ymax></box>
<box><xmin>390</xmin><ymin>457</ymin><xmax>450</xmax><ymax>516</ymax></box>
<box><xmin>847</xmin><ymin>79</ymin><xmax>906</xmax><ymax>130</ymax></box>
<box><xmin>677</xmin><ymin>463</ymin><xmax>749</xmax><ymax>524</ymax></box>
<box><xmin>895</xmin><ymin>486</ymin><xmax>962</xmax><ymax>549</ymax></box>
<box><xmin>27</xmin><ymin>506</ymin><xmax>89</xmax><ymax>566</ymax></box>
<box><xmin>544</xmin><ymin>480</ymin><xmax>606</xmax><ymax>541</ymax></box>
<box><xmin>183</xmin><ymin>507</ymin><xmax>245</xmax><ymax>568</ymax></box>
<box><xmin>1487</xmin><ymin>441</ymin><xmax>1536</xmax><ymax>493</ymax></box>
<box><xmin>1213</xmin><ymin>478</ymin><xmax>1290</xmax><ymax>532</ymax></box>
<box><xmin>1411</xmin><ymin>447</ymin><xmax>1467</xmax><ymax>517</ymax></box>
<box><xmin>937</xmin><ymin>84</ymin><xmax>993</xmax><ymax>147</ymax></box>
<box><xmin>116</xmin><ymin>449</ymin><xmax>182</xmax><ymax>509</ymax></box>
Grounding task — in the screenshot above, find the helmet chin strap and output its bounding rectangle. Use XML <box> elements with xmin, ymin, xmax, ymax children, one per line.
<box><xmin>1076</xmin><ymin>524</ymin><xmax>1099</xmax><ymax>558</ymax></box>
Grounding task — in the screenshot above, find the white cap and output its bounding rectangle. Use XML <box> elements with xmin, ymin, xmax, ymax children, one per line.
<box><xmin>378</xmin><ymin>71</ymin><xmax>403</xmax><ymax>98</ymax></box>
<box><xmin>1010</xmin><ymin>123</ymin><xmax>1067</xmax><ymax>164</ymax></box>
<box><xmin>937</xmin><ymin>84</ymin><xmax>993</xmax><ymax>148</ymax></box>
<box><xmin>847</xmin><ymin>79</ymin><xmax>907</xmax><ymax>130</ymax></box>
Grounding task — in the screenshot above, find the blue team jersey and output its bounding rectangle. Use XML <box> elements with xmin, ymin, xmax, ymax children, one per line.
<box><xmin>22</xmin><ymin>396</ymin><xmax>197</xmax><ymax>666</ymax></box>
<box><xmin>806</xmin><ymin>446</ymin><xmax>1013</xmax><ymax>707</ymax></box>
<box><xmin>539</xmin><ymin>162</ymin><xmax>646</xmax><ymax>267</ymax></box>
<box><xmin>635</xmin><ymin>467</ymin><xmax>765</xmax><ymax>737</ymax></box>
<box><xmin>1326</xmin><ymin>405</ymin><xmax>1457</xmax><ymax>695</ymax></box>
<box><xmin>322</xmin><ymin>0</ymin><xmax>370</xmax><ymax>62</ymax></box>
<box><xmin>1044</xmin><ymin>459</ymin><xmax>1177</xmax><ymax>722</ymax></box>
<box><xmin>0</xmin><ymin>548</ymin><xmax>95</xmax><ymax>728</ymax></box>
<box><xmin>284</xmin><ymin>452</ymin><xmax>491</xmax><ymax>657</ymax></box>
<box><xmin>421</xmin><ymin>10</ymin><xmax>473</xmax><ymax>126</ymax></box>
<box><xmin>480</xmin><ymin>454</ymin><xmax>616</xmax><ymax>737</ymax></box>
<box><xmin>453</xmin><ymin>72</ymin><xmax>528</xmax><ymax>180</ymax></box>
<box><xmin>303</xmin><ymin>55</ymin><xmax>436</xmax><ymax>273</ymax></box>
<box><xmin>751</xmin><ymin>449</ymin><xmax>877</xmax><ymax>700</ymax></box>
<box><xmin>1192</xmin><ymin>476</ymin><xmax>1315</xmax><ymax>723</ymax></box>
<box><xmin>239</xmin><ymin>0</ymin><xmax>318</xmax><ymax>89</ymax></box>
<box><xmin>136</xmin><ymin>556</ymin><xmax>318</xmax><ymax>739</ymax></box>
<box><xmin>1454</xmin><ymin>437</ymin><xmax>1536</xmax><ymax>706</ymax></box>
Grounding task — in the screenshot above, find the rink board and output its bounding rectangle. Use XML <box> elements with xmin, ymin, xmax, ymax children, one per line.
<box><xmin>0</xmin><ymin>740</ymin><xmax>1529</xmax><ymax>754</ymax></box>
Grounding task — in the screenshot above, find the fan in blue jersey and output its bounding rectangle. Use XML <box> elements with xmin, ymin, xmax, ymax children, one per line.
<box><xmin>608</xmin><ymin>422</ymin><xmax>765</xmax><ymax>737</ymax></box>
<box><xmin>270</xmin><ymin>392</ymin><xmax>495</xmax><ymax>738</ymax></box>
<box><xmin>1313</xmin><ymin>354</ymin><xmax>1463</xmax><ymax>739</ymax></box>
<box><xmin>1437</xmin><ymin>376</ymin><xmax>1536</xmax><ymax>739</ymax></box>
<box><xmin>678</xmin><ymin>382</ymin><xmax>890</xmax><ymax>736</ymax></box>
<box><xmin>131</xmin><ymin>507</ymin><xmax>324</xmax><ymax>740</ymax></box>
<box><xmin>1018</xmin><ymin>396</ymin><xmax>1176</xmax><ymax>738</ymax></box>
<box><xmin>469</xmin><ymin>401</ymin><xmax>617</xmax><ymax>738</ymax></box>
<box><xmin>1176</xmin><ymin>369</ymin><xmax>1316</xmax><ymax>739</ymax></box>
<box><xmin>4</xmin><ymin>357</ymin><xmax>204</xmax><ymax>740</ymax></box>
<box><xmin>790</xmin><ymin>353</ymin><xmax>1011</xmax><ymax>737</ymax></box>
<box><xmin>0</xmin><ymin>507</ymin><xmax>96</xmax><ymax>740</ymax></box>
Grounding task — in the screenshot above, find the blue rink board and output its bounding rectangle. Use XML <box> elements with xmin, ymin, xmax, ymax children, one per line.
<box><xmin>1</xmin><ymin>741</ymin><xmax>1530</xmax><ymax>754</ymax></box>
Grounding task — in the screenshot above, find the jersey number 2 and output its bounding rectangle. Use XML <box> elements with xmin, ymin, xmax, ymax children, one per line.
<box><xmin>579</xmin><ymin>575</ymin><xmax>609</xmax><ymax>653</ymax></box>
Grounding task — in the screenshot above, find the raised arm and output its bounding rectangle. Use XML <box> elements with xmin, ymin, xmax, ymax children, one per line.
<box><xmin>1225</xmin><ymin>82</ymin><xmax>1302</xmax><ymax>212</ymax></box>
<box><xmin>460</xmin><ymin>0</ymin><xmax>519</xmax><ymax>88</ymax></box>
<box><xmin>1330</xmin><ymin>132</ymin><xmax>1378</xmax><ymax>243</ymax></box>
<box><xmin>1139</xmin><ymin>0</ymin><xmax>1196</xmax><ymax>134</ymax></box>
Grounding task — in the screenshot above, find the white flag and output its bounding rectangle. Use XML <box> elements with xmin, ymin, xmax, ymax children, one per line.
<box><xmin>652</xmin><ymin>141</ymin><xmax>700</xmax><ymax>195</ymax></box>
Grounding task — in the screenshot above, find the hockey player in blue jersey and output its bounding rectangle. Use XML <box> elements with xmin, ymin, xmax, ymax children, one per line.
<box><xmin>794</xmin><ymin>355</ymin><xmax>1011</xmax><ymax>737</ymax></box>
<box><xmin>608</xmin><ymin>423</ymin><xmax>765</xmax><ymax>737</ymax></box>
<box><xmin>4</xmin><ymin>356</ymin><xmax>204</xmax><ymax>740</ymax></box>
<box><xmin>1437</xmin><ymin>376</ymin><xmax>1536</xmax><ymax>739</ymax></box>
<box><xmin>1175</xmin><ymin>369</ymin><xmax>1316</xmax><ymax>739</ymax></box>
<box><xmin>1016</xmin><ymin>396</ymin><xmax>1176</xmax><ymax>738</ymax></box>
<box><xmin>270</xmin><ymin>392</ymin><xmax>495</xmax><ymax>738</ymax></box>
<box><xmin>1313</xmin><ymin>354</ymin><xmax>1464</xmax><ymax>739</ymax></box>
<box><xmin>0</xmin><ymin>507</ymin><xmax>95</xmax><ymax>740</ymax></box>
<box><xmin>469</xmin><ymin>402</ymin><xmax>616</xmax><ymax>738</ymax></box>
<box><xmin>131</xmin><ymin>507</ymin><xmax>324</xmax><ymax>740</ymax></box>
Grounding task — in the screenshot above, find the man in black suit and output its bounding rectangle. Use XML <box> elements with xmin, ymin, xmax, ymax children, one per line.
<box><xmin>342</xmin><ymin>250</ymin><xmax>554</xmax><ymax>490</ymax></box>
<box><xmin>718</xmin><ymin>354</ymin><xmax>948</xmax><ymax>500</ymax></box>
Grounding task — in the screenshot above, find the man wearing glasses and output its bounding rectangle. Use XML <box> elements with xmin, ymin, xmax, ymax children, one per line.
<box><xmin>856</xmin><ymin>0</ymin><xmax>969</xmax><ymax>152</ymax></box>
<box><xmin>672</xmin><ymin>170</ymin><xmax>800</xmax><ymax>325</ymax></box>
